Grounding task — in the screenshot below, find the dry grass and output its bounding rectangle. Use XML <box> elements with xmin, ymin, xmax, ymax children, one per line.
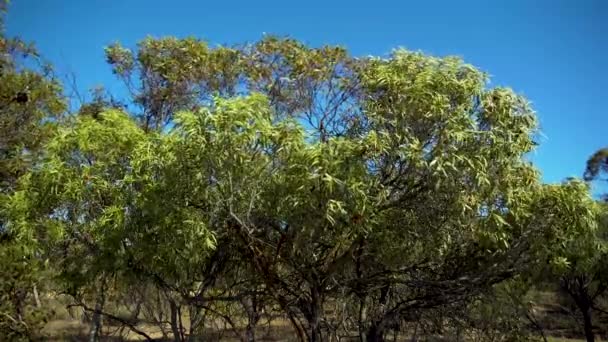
<box><xmin>40</xmin><ymin>290</ymin><xmax>606</xmax><ymax>341</ymax></box>
<box><xmin>42</xmin><ymin>317</ymin><xmax>300</xmax><ymax>341</ymax></box>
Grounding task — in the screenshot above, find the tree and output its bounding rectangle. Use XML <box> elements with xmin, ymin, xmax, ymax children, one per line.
<box><xmin>0</xmin><ymin>2</ymin><xmax>65</xmax><ymax>339</ymax></box>
<box><xmin>104</xmin><ymin>36</ymin><xmax>243</xmax><ymax>130</ymax></box>
<box><xmin>346</xmin><ymin>50</ymin><xmax>597</xmax><ymax>342</ymax></box>
<box><xmin>536</xmin><ymin>200</ymin><xmax>607</xmax><ymax>342</ymax></box>
<box><xmin>104</xmin><ymin>36</ymin><xmax>362</xmax><ymax>136</ymax></box>
<box><xmin>0</xmin><ymin>5</ymin><xmax>65</xmax><ymax>196</ymax></box>
<box><xmin>543</xmin><ymin>147</ymin><xmax>608</xmax><ymax>342</ymax></box>
<box><xmin>6</xmin><ymin>35</ymin><xmax>599</xmax><ymax>342</ymax></box>
<box><xmin>585</xmin><ymin>148</ymin><xmax>608</xmax><ymax>183</ymax></box>
<box><xmin>102</xmin><ymin>37</ymin><xmax>367</xmax><ymax>340</ymax></box>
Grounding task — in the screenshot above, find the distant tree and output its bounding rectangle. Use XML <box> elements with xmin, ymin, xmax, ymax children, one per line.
<box><xmin>539</xmin><ymin>202</ymin><xmax>607</xmax><ymax>342</ymax></box>
<box><xmin>585</xmin><ymin>148</ymin><xmax>608</xmax><ymax>183</ymax></box>
<box><xmin>544</xmin><ymin>147</ymin><xmax>608</xmax><ymax>342</ymax></box>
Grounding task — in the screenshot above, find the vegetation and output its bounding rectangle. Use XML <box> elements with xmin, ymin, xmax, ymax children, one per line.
<box><xmin>1</xmin><ymin>4</ymin><xmax>607</xmax><ymax>341</ymax></box>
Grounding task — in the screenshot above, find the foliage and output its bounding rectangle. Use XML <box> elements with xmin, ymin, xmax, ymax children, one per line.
<box><xmin>0</xmin><ymin>3</ymin><xmax>65</xmax><ymax>339</ymax></box>
<box><xmin>0</xmin><ymin>20</ymin><xmax>65</xmax><ymax>195</ymax></box>
<box><xmin>0</xmin><ymin>25</ymin><xmax>603</xmax><ymax>342</ymax></box>
<box><xmin>543</xmin><ymin>202</ymin><xmax>608</xmax><ymax>341</ymax></box>
<box><xmin>584</xmin><ymin>148</ymin><xmax>608</xmax><ymax>183</ymax></box>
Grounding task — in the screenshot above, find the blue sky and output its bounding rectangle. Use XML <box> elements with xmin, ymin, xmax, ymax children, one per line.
<box><xmin>6</xmin><ymin>0</ymin><xmax>607</xmax><ymax>184</ymax></box>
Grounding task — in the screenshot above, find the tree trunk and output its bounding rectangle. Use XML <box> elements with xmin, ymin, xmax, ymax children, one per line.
<box><xmin>245</xmin><ymin>324</ymin><xmax>255</xmax><ymax>342</ymax></box>
<box><xmin>358</xmin><ymin>298</ymin><xmax>366</xmax><ymax>342</ymax></box>
<box><xmin>188</xmin><ymin>305</ymin><xmax>203</xmax><ymax>342</ymax></box>
<box><xmin>243</xmin><ymin>293</ymin><xmax>260</xmax><ymax>342</ymax></box>
<box><xmin>32</xmin><ymin>284</ymin><xmax>41</xmax><ymax>308</ymax></box>
<box><xmin>366</xmin><ymin>322</ymin><xmax>385</xmax><ymax>342</ymax></box>
<box><xmin>169</xmin><ymin>299</ymin><xmax>183</xmax><ymax>342</ymax></box>
<box><xmin>88</xmin><ymin>289</ymin><xmax>106</xmax><ymax>342</ymax></box>
<box><xmin>582</xmin><ymin>307</ymin><xmax>595</xmax><ymax>342</ymax></box>
<box><xmin>563</xmin><ymin>277</ymin><xmax>595</xmax><ymax>342</ymax></box>
<box><xmin>366</xmin><ymin>283</ymin><xmax>390</xmax><ymax>342</ymax></box>
<box><xmin>355</xmin><ymin>240</ymin><xmax>366</xmax><ymax>342</ymax></box>
<box><xmin>310</xmin><ymin>286</ymin><xmax>323</xmax><ymax>342</ymax></box>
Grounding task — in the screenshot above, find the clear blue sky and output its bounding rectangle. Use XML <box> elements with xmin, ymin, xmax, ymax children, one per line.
<box><xmin>6</xmin><ymin>0</ymin><xmax>607</xmax><ymax>184</ymax></box>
